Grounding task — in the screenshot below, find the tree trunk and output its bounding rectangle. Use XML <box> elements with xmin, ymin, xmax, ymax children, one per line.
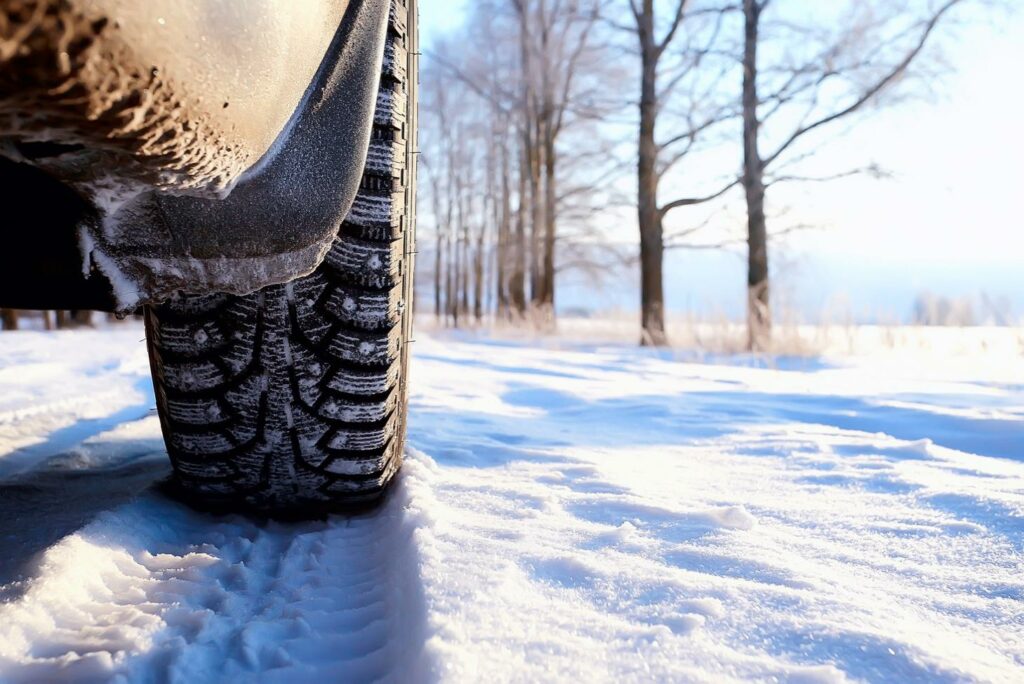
<box><xmin>460</xmin><ymin>215</ymin><xmax>470</xmax><ymax>319</ymax></box>
<box><xmin>495</xmin><ymin>134</ymin><xmax>510</xmax><ymax>318</ymax></box>
<box><xmin>515</xmin><ymin>3</ymin><xmax>544</xmax><ymax>312</ymax></box>
<box><xmin>537</xmin><ymin>0</ymin><xmax>556</xmax><ymax>324</ymax></box>
<box><xmin>429</xmin><ymin>166</ymin><xmax>444</xmax><ymax>321</ymax></box>
<box><xmin>461</xmin><ymin>244</ymin><xmax>470</xmax><ymax>318</ymax></box>
<box><xmin>742</xmin><ymin>0</ymin><xmax>770</xmax><ymax>351</ymax></box>
<box><xmin>474</xmin><ymin>208</ymin><xmax>485</xmax><ymax>322</ymax></box>
<box><xmin>510</xmin><ymin>142</ymin><xmax>529</xmax><ymax>315</ymax></box>
<box><xmin>541</xmin><ymin>132</ymin><xmax>557</xmax><ymax>320</ymax></box>
<box><xmin>638</xmin><ymin>219</ymin><xmax>666</xmax><ymax>347</ymax></box>
<box><xmin>434</xmin><ymin>226</ymin><xmax>443</xmax><ymax>318</ymax></box>
<box><xmin>0</xmin><ymin>309</ymin><xmax>17</xmax><ymax>331</ymax></box>
<box><xmin>446</xmin><ymin>232</ymin><xmax>457</xmax><ymax>327</ymax></box>
<box><xmin>637</xmin><ymin>0</ymin><xmax>668</xmax><ymax>346</ymax></box>
<box><xmin>528</xmin><ymin>126</ymin><xmax>544</xmax><ymax>308</ymax></box>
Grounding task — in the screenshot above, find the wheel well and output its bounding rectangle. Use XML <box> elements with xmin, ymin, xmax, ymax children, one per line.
<box><xmin>0</xmin><ymin>154</ymin><xmax>116</xmax><ymax>311</ymax></box>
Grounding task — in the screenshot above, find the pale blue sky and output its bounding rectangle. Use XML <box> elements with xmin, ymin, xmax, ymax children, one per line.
<box><xmin>418</xmin><ymin>1</ymin><xmax>1024</xmax><ymax>318</ymax></box>
<box><xmin>421</xmin><ymin>0</ymin><xmax>469</xmax><ymax>46</ymax></box>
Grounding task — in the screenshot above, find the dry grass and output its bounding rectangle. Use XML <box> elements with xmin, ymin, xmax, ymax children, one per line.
<box><xmin>415</xmin><ymin>311</ymin><xmax>1024</xmax><ymax>361</ymax></box>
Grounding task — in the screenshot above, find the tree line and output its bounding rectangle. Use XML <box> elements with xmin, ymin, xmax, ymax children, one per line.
<box><xmin>420</xmin><ymin>0</ymin><xmax>967</xmax><ymax>348</ymax></box>
<box><xmin>1</xmin><ymin>309</ymin><xmax>94</xmax><ymax>330</ymax></box>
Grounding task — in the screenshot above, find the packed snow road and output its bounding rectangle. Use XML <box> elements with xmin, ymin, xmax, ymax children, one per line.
<box><xmin>0</xmin><ymin>325</ymin><xmax>1021</xmax><ymax>682</ymax></box>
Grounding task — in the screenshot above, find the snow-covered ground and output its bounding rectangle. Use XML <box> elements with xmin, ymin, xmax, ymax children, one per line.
<box><xmin>0</xmin><ymin>325</ymin><xmax>1022</xmax><ymax>682</ymax></box>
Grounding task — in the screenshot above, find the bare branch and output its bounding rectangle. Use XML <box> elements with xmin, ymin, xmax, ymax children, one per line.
<box><xmin>655</xmin><ymin>0</ymin><xmax>691</xmax><ymax>58</ymax></box>
<box><xmin>765</xmin><ymin>163</ymin><xmax>890</xmax><ymax>187</ymax></box>
<box><xmin>659</xmin><ymin>178</ymin><xmax>741</xmax><ymax>217</ymax></box>
<box><xmin>762</xmin><ymin>0</ymin><xmax>964</xmax><ymax>169</ymax></box>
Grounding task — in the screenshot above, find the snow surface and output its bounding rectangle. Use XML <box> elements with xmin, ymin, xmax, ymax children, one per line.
<box><xmin>0</xmin><ymin>325</ymin><xmax>1022</xmax><ymax>682</ymax></box>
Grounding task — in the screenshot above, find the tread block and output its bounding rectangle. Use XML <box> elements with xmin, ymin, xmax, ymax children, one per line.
<box><xmin>320</xmin><ymin>390</ymin><xmax>397</xmax><ymax>423</ymax></box>
<box><xmin>323</xmin><ymin>236</ymin><xmax>402</xmax><ymax>290</ymax></box>
<box><xmin>327</xmin><ymin>364</ymin><xmax>399</xmax><ymax>396</ymax></box>
<box><xmin>160</xmin><ymin>360</ymin><xmax>228</xmax><ymax>393</ymax></box>
<box><xmin>323</xmin><ymin>284</ymin><xmax>400</xmax><ymax>330</ymax></box>
<box><xmin>324</xmin><ymin>412</ymin><xmax>397</xmax><ymax>452</ymax></box>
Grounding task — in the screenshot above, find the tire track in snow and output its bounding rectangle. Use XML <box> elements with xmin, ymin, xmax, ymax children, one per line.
<box><xmin>0</xmin><ymin>472</ymin><xmax>433</xmax><ymax>683</ymax></box>
<box><xmin>0</xmin><ymin>396</ymin><xmax>154</xmax><ymax>479</ymax></box>
<box><xmin>0</xmin><ymin>331</ymin><xmax>155</xmax><ymax>478</ymax></box>
<box><xmin>0</xmin><ymin>327</ymin><xmax>437</xmax><ymax>682</ymax></box>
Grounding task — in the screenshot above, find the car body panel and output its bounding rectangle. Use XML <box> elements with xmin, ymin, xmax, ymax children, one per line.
<box><xmin>76</xmin><ymin>0</ymin><xmax>353</xmax><ymax>183</ymax></box>
<box><xmin>0</xmin><ymin>0</ymin><xmax>390</xmax><ymax>309</ymax></box>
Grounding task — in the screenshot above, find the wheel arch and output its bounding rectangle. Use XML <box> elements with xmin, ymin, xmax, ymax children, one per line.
<box><xmin>0</xmin><ymin>0</ymin><xmax>392</xmax><ymax>312</ymax></box>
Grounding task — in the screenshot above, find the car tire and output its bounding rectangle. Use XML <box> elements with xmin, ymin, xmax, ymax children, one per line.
<box><xmin>143</xmin><ymin>0</ymin><xmax>417</xmax><ymax>514</ymax></box>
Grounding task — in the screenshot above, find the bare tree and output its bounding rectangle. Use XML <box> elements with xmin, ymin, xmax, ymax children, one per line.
<box><xmin>617</xmin><ymin>0</ymin><xmax>734</xmax><ymax>345</ymax></box>
<box><xmin>420</xmin><ymin>54</ymin><xmax>458</xmax><ymax>324</ymax></box>
<box><xmin>419</xmin><ymin>0</ymin><xmax>968</xmax><ymax>343</ymax></box>
<box><xmin>739</xmin><ymin>0</ymin><xmax>965</xmax><ymax>350</ymax></box>
<box><xmin>424</xmin><ymin>0</ymin><xmax>616</xmax><ymax>328</ymax></box>
<box><xmin>513</xmin><ymin>0</ymin><xmax>602</xmax><ymax>322</ymax></box>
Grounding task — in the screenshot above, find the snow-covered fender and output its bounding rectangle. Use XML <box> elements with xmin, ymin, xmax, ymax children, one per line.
<box><xmin>0</xmin><ymin>0</ymin><xmax>392</xmax><ymax>310</ymax></box>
